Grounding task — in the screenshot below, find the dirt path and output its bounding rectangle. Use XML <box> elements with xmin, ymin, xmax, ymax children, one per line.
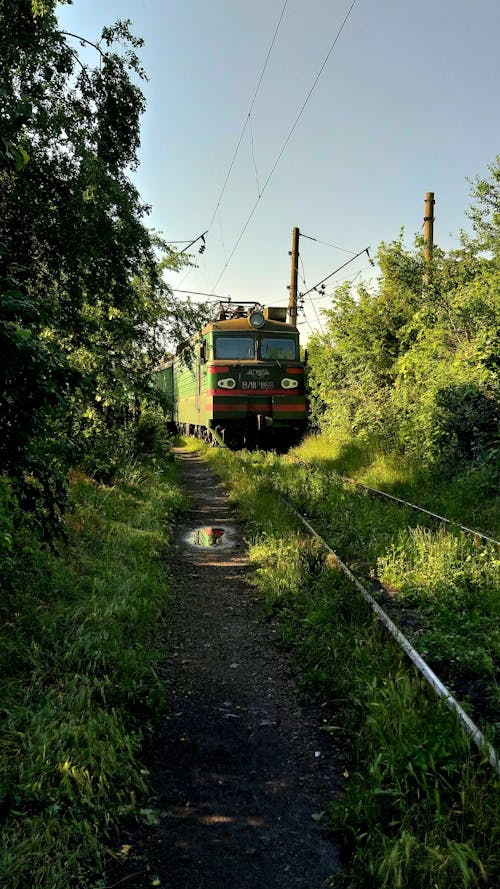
<box><xmin>108</xmin><ymin>448</ymin><xmax>343</xmax><ymax>889</ymax></box>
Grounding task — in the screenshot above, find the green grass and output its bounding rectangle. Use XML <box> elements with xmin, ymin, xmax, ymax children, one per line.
<box><xmin>377</xmin><ymin>528</ymin><xmax>500</xmax><ymax>716</ymax></box>
<box><xmin>200</xmin><ymin>442</ymin><xmax>499</xmax><ymax>716</ymax></box>
<box><xmin>194</xmin><ymin>438</ymin><xmax>500</xmax><ymax>889</ymax></box>
<box><xmin>232</xmin><ymin>439</ymin><xmax>499</xmax><ymax>739</ymax></box>
<box><xmin>0</xmin><ymin>458</ymin><xmax>186</xmax><ymax>888</ymax></box>
<box><xmin>294</xmin><ymin>432</ymin><xmax>500</xmax><ymax>540</ymax></box>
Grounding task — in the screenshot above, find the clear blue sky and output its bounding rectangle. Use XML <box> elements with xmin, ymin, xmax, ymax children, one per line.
<box><xmin>57</xmin><ymin>0</ymin><xmax>500</xmax><ymax>336</ymax></box>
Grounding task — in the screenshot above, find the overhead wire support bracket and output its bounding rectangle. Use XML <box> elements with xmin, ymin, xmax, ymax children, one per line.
<box><xmin>300</xmin><ymin>247</ymin><xmax>371</xmax><ymax>299</ymax></box>
<box><xmin>178</xmin><ymin>231</ymin><xmax>208</xmax><ymax>255</ymax></box>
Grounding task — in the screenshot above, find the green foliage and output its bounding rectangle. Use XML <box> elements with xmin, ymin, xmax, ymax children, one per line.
<box><xmin>467</xmin><ymin>154</ymin><xmax>500</xmax><ymax>257</ymax></box>
<box><xmin>378</xmin><ymin>529</ymin><xmax>500</xmax><ymax>684</ymax></box>
<box><xmin>134</xmin><ymin>404</ymin><xmax>173</xmax><ymax>459</ymax></box>
<box><xmin>428</xmin><ymin>382</ymin><xmax>498</xmax><ymax>464</ymax></box>
<box><xmin>204</xmin><ymin>441</ymin><xmax>499</xmax><ymax>716</ymax></box>
<box><xmin>0</xmin><ymin>457</ymin><xmax>186</xmax><ymax>888</ymax></box>
<box><xmin>379</xmin><ymin>529</ymin><xmax>499</xmax><ymax>611</ymax></box>
<box><xmin>277</xmin><ymin>439</ymin><xmax>499</xmax><ymax>735</ymax></box>
<box><xmin>330</xmin><ymin>675</ymin><xmax>498</xmax><ymax>889</ymax></box>
<box><xmin>307</xmin><ymin>163</ymin><xmax>500</xmax><ymax>475</ymax></box>
<box><xmin>0</xmin><ymin>1</ymin><xmax>207</xmax><ymax>531</ymax></box>
<box><xmin>294</xmin><ymin>429</ymin><xmax>500</xmax><ymax>540</ymax></box>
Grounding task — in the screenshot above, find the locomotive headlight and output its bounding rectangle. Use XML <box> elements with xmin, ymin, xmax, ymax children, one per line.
<box><xmin>218</xmin><ymin>377</ymin><xmax>236</xmax><ymax>389</ymax></box>
<box><xmin>249</xmin><ymin>310</ymin><xmax>265</xmax><ymax>328</ymax></box>
<box><xmin>281</xmin><ymin>378</ymin><xmax>299</xmax><ymax>389</ymax></box>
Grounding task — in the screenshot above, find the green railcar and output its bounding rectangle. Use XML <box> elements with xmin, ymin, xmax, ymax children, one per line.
<box><xmin>155</xmin><ymin>305</ymin><xmax>307</xmax><ymax>449</ymax></box>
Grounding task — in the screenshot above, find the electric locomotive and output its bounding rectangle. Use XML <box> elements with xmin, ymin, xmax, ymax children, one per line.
<box><xmin>155</xmin><ymin>302</ymin><xmax>307</xmax><ymax>450</ymax></box>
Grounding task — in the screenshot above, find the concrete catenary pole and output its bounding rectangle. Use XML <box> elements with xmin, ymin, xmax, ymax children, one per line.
<box><xmin>287</xmin><ymin>226</ymin><xmax>300</xmax><ymax>326</ymax></box>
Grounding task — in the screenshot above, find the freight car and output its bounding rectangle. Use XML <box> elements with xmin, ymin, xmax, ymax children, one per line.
<box><xmin>155</xmin><ymin>303</ymin><xmax>307</xmax><ymax>450</ymax></box>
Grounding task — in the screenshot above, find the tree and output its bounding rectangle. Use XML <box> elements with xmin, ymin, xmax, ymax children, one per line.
<box><xmin>307</xmin><ymin>174</ymin><xmax>499</xmax><ymax>470</ymax></box>
<box><xmin>0</xmin><ymin>1</ymin><xmax>205</xmax><ymax>526</ymax></box>
<box><xmin>467</xmin><ymin>154</ymin><xmax>500</xmax><ymax>258</ymax></box>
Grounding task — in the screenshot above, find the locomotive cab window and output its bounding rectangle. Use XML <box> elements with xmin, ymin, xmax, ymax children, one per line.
<box><xmin>260</xmin><ymin>337</ymin><xmax>297</xmax><ymax>360</ymax></box>
<box><xmin>214</xmin><ymin>336</ymin><xmax>255</xmax><ymax>359</ymax></box>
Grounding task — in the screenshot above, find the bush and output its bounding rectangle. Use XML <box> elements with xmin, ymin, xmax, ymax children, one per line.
<box><xmin>134</xmin><ymin>404</ymin><xmax>171</xmax><ymax>458</ymax></box>
<box><xmin>430</xmin><ymin>382</ymin><xmax>499</xmax><ymax>464</ymax></box>
<box><xmin>80</xmin><ymin>423</ymin><xmax>135</xmax><ymax>483</ymax></box>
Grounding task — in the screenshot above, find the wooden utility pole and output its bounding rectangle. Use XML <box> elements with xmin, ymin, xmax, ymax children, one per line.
<box><xmin>287</xmin><ymin>226</ymin><xmax>300</xmax><ymax>326</ymax></box>
<box><xmin>423</xmin><ymin>192</ymin><xmax>435</xmax><ymax>288</ymax></box>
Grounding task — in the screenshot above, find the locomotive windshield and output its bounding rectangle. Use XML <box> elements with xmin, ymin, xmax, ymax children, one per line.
<box><xmin>213</xmin><ymin>335</ymin><xmax>297</xmax><ymax>360</ymax></box>
<box><xmin>214</xmin><ymin>336</ymin><xmax>255</xmax><ymax>359</ymax></box>
<box><xmin>260</xmin><ymin>337</ymin><xmax>297</xmax><ymax>360</ymax></box>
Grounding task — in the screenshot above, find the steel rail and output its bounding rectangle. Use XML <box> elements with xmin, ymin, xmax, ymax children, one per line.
<box><xmin>289</xmin><ymin>457</ymin><xmax>500</xmax><ymax>547</ymax></box>
<box><xmin>288</xmin><ymin>504</ymin><xmax>500</xmax><ymax>775</ymax></box>
<box><xmin>351</xmin><ymin>480</ymin><xmax>500</xmax><ymax>547</ymax></box>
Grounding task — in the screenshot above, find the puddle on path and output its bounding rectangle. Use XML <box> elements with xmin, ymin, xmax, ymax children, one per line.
<box><xmin>184</xmin><ymin>525</ymin><xmax>238</xmax><ymax>550</ymax></box>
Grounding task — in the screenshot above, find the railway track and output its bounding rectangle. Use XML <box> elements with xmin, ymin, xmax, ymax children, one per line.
<box><xmin>190</xmin><ymin>438</ymin><xmax>499</xmax><ymax>772</ymax></box>
<box><xmin>285</xmin><ymin>499</ymin><xmax>500</xmax><ymax>775</ymax></box>
<box><xmin>288</xmin><ymin>455</ymin><xmax>500</xmax><ymax>547</ymax></box>
<box><xmin>339</xmin><ymin>478</ymin><xmax>500</xmax><ymax>547</ymax></box>
<box><xmin>203</xmin><ymin>441</ymin><xmax>499</xmax><ymax>545</ymax></box>
<box><xmin>272</xmin><ymin>458</ymin><xmax>500</xmax><ymax>773</ymax></box>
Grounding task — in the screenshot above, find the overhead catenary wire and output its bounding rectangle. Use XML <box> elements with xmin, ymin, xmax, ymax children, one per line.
<box><xmin>315</xmin><ymin>267</ymin><xmax>374</xmax><ymax>306</ymax></box>
<box><xmin>300</xmin><ymin>232</ymin><xmax>358</xmax><ymax>254</ymax></box>
<box><xmin>174</xmin><ymin>2</ymin><xmax>287</xmax><ymax>295</ymax></box>
<box><xmin>206</xmin><ymin>0</ymin><xmax>289</xmax><ymax>234</ymax></box>
<box><xmin>165</xmin><ymin>238</ymin><xmax>204</xmax><ymax>244</ymax></box>
<box><xmin>299</xmin><ymin>256</ymin><xmax>325</xmax><ymax>333</ymax></box>
<box><xmin>170</xmin><ymin>231</ymin><xmax>209</xmax><ymax>289</ymax></box>
<box><xmin>249</xmin><ymin>115</ymin><xmax>262</xmax><ymax>197</ymax></box>
<box><xmin>297</xmin><ymin>267</ymin><xmax>317</xmax><ymax>336</ymax></box>
<box><xmin>296</xmin><ymin>269</ymin><xmax>316</xmax><ymax>336</ymax></box>
<box><xmin>178</xmin><ymin>231</ymin><xmax>208</xmax><ymax>255</ymax></box>
<box><xmin>218</xmin><ymin>207</ymin><xmax>228</xmax><ymax>264</ymax></box>
<box><xmin>210</xmin><ymin>0</ymin><xmax>360</xmax><ymax>292</ymax></box>
<box><xmin>317</xmin><ymin>264</ymin><xmax>374</xmax><ymax>303</ymax></box>
<box><xmin>172</xmin><ymin>288</ymin><xmax>298</xmax><ymax>310</ymax></box>
<box><xmin>171</xmin><ymin>289</ymin><xmax>229</xmax><ymax>300</ymax></box>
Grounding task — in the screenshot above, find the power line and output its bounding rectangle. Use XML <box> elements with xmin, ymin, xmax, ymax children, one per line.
<box><xmin>320</xmin><ymin>263</ymin><xmax>373</xmax><ymax>301</ymax></box>
<box><xmin>207</xmin><ymin>0</ymin><xmax>289</xmax><ymax>234</ymax></box>
<box><xmin>310</xmin><ymin>264</ymin><xmax>373</xmax><ymax>308</ymax></box>
<box><xmin>300</xmin><ymin>232</ymin><xmax>358</xmax><ymax>254</ymax></box>
<box><xmin>299</xmin><ymin>256</ymin><xmax>324</xmax><ymax>333</ymax></box>
<box><xmin>307</xmin><ymin>292</ymin><xmax>324</xmax><ymax>332</ymax></box>
<box><xmin>211</xmin><ymin>0</ymin><xmax>360</xmax><ymax>292</ymax></box>
<box><xmin>249</xmin><ymin>115</ymin><xmax>262</xmax><ymax>197</ymax></box>
<box><xmin>169</xmin><ymin>232</ymin><xmax>208</xmax><ymax>290</ymax></box>
<box><xmin>172</xmin><ymin>288</ymin><xmax>295</xmax><ymax>309</ymax></box>
<box><xmin>218</xmin><ymin>207</ymin><xmax>228</xmax><ymax>264</ymax></box>
<box><xmin>171</xmin><ymin>289</ymin><xmax>228</xmax><ymax>300</ymax></box>
<box><xmin>297</xmin><ymin>254</ymin><xmax>317</xmax><ymax>335</ymax></box>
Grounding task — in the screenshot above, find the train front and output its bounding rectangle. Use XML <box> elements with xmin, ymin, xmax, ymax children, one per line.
<box><xmin>202</xmin><ymin>306</ymin><xmax>307</xmax><ymax>449</ymax></box>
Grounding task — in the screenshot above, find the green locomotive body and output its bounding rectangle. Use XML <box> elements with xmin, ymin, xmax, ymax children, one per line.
<box><xmin>155</xmin><ymin>305</ymin><xmax>307</xmax><ymax>449</ymax></box>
